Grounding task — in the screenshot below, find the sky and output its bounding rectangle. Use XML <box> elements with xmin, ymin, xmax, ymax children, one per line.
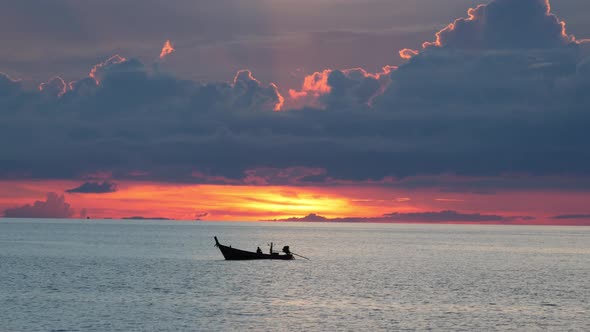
<box><xmin>1</xmin><ymin>0</ymin><xmax>590</xmax><ymax>224</ymax></box>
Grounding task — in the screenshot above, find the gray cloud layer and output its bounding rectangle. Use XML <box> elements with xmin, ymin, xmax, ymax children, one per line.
<box><xmin>1</xmin><ymin>0</ymin><xmax>590</xmax><ymax>190</ymax></box>
<box><xmin>66</xmin><ymin>181</ymin><xmax>118</xmax><ymax>194</ymax></box>
<box><xmin>425</xmin><ymin>0</ymin><xmax>576</xmax><ymax>49</ymax></box>
<box><xmin>3</xmin><ymin>193</ymin><xmax>74</xmax><ymax>218</ymax></box>
<box><xmin>551</xmin><ymin>214</ymin><xmax>590</xmax><ymax>220</ymax></box>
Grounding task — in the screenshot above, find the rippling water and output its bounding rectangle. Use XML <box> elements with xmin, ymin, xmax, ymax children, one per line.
<box><xmin>0</xmin><ymin>219</ymin><xmax>588</xmax><ymax>331</ymax></box>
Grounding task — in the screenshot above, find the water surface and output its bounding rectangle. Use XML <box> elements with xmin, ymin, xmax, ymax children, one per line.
<box><xmin>0</xmin><ymin>219</ymin><xmax>588</xmax><ymax>331</ymax></box>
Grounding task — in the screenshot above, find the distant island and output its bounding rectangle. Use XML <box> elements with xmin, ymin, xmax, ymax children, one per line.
<box><xmin>266</xmin><ymin>211</ymin><xmax>534</xmax><ymax>223</ymax></box>
<box><xmin>122</xmin><ymin>216</ymin><xmax>171</xmax><ymax>221</ymax></box>
<box><xmin>264</xmin><ymin>211</ymin><xmax>590</xmax><ymax>226</ymax></box>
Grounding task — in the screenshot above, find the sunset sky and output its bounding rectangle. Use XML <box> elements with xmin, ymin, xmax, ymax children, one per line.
<box><xmin>1</xmin><ymin>0</ymin><xmax>590</xmax><ymax>224</ymax></box>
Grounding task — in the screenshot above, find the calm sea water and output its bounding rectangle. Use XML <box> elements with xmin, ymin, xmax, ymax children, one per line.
<box><xmin>0</xmin><ymin>219</ymin><xmax>588</xmax><ymax>331</ymax></box>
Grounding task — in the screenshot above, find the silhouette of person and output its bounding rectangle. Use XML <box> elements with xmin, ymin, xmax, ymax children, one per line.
<box><xmin>256</xmin><ymin>247</ymin><xmax>262</xmax><ymax>254</ymax></box>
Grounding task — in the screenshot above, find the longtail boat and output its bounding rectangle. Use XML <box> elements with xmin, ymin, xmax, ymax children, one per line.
<box><xmin>214</xmin><ymin>236</ymin><xmax>294</xmax><ymax>260</ymax></box>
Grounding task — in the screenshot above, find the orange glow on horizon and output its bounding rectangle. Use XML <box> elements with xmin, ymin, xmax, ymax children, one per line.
<box><xmin>0</xmin><ymin>180</ymin><xmax>414</xmax><ymax>221</ymax></box>
<box><xmin>1</xmin><ymin>179</ymin><xmax>590</xmax><ymax>225</ymax></box>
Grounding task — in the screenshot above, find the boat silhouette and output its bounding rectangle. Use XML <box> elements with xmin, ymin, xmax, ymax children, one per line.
<box><xmin>214</xmin><ymin>236</ymin><xmax>294</xmax><ymax>260</ymax></box>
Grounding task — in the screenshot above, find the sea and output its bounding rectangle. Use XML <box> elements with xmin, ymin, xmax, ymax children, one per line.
<box><xmin>0</xmin><ymin>219</ymin><xmax>588</xmax><ymax>331</ymax></box>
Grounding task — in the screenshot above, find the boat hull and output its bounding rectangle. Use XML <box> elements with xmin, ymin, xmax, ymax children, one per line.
<box><xmin>215</xmin><ymin>237</ymin><xmax>294</xmax><ymax>260</ymax></box>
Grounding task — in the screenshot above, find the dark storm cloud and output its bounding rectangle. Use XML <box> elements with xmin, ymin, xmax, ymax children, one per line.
<box><xmin>3</xmin><ymin>193</ymin><xmax>74</xmax><ymax>218</ymax></box>
<box><xmin>382</xmin><ymin>0</ymin><xmax>590</xmax><ymax>108</ymax></box>
<box><xmin>55</xmin><ymin>56</ymin><xmax>283</xmax><ymax>114</ymax></box>
<box><xmin>423</xmin><ymin>0</ymin><xmax>578</xmax><ymax>50</ymax></box>
<box><xmin>324</xmin><ymin>69</ymin><xmax>388</xmax><ymax>109</ymax></box>
<box><xmin>271</xmin><ymin>211</ymin><xmax>534</xmax><ymax>223</ymax></box>
<box><xmin>1</xmin><ymin>0</ymin><xmax>590</xmax><ymax>190</ymax></box>
<box><xmin>5</xmin><ymin>0</ymin><xmax>588</xmax><ymax>88</ymax></box>
<box><xmin>66</xmin><ymin>181</ymin><xmax>118</xmax><ymax>194</ymax></box>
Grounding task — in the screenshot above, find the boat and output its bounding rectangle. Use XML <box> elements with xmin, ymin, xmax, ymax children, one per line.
<box><xmin>214</xmin><ymin>236</ymin><xmax>294</xmax><ymax>260</ymax></box>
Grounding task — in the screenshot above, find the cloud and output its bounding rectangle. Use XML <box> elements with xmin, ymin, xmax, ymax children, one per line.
<box><xmin>159</xmin><ymin>40</ymin><xmax>175</xmax><ymax>60</ymax></box>
<box><xmin>288</xmin><ymin>69</ymin><xmax>331</xmax><ymax>107</ymax></box>
<box><xmin>3</xmin><ymin>192</ymin><xmax>75</xmax><ymax>218</ymax></box>
<box><xmin>399</xmin><ymin>48</ymin><xmax>418</xmax><ymax>60</ymax></box>
<box><xmin>0</xmin><ymin>72</ymin><xmax>28</xmax><ymax>106</ymax></box>
<box><xmin>271</xmin><ymin>210</ymin><xmax>535</xmax><ymax>223</ymax></box>
<box><xmin>382</xmin><ymin>210</ymin><xmax>534</xmax><ymax>223</ymax></box>
<box><xmin>66</xmin><ymin>181</ymin><xmax>118</xmax><ymax>194</ymax></box>
<box><xmin>419</xmin><ymin>0</ymin><xmax>577</xmax><ymax>51</ymax></box>
<box><xmin>231</xmin><ymin>70</ymin><xmax>284</xmax><ymax>111</ymax></box>
<box><xmin>191</xmin><ymin>167</ymin><xmax>327</xmax><ymax>186</ymax></box>
<box><xmin>39</xmin><ymin>76</ymin><xmax>67</xmax><ymax>97</ymax></box>
<box><xmin>88</xmin><ymin>54</ymin><xmax>127</xmax><ymax>84</ymax></box>
<box><xmin>551</xmin><ymin>214</ymin><xmax>590</xmax><ymax>220</ymax></box>
<box><xmin>0</xmin><ymin>72</ymin><xmax>20</xmax><ymax>90</ymax></box>
<box><xmin>379</xmin><ymin>0</ymin><xmax>590</xmax><ymax>109</ymax></box>
<box><xmin>241</xmin><ymin>167</ymin><xmax>326</xmax><ymax>185</ymax></box>
<box><xmin>194</xmin><ymin>212</ymin><xmax>209</xmax><ymax>220</ymax></box>
<box><xmin>287</xmin><ymin>66</ymin><xmax>394</xmax><ymax>109</ymax></box>
<box><xmin>1</xmin><ymin>0</ymin><xmax>590</xmax><ymax>190</ymax></box>
<box><xmin>65</xmin><ymin>56</ymin><xmax>284</xmax><ymax>114</ymax></box>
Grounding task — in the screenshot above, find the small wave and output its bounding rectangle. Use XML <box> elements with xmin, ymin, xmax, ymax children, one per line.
<box><xmin>541</xmin><ymin>303</ymin><xmax>558</xmax><ymax>307</ymax></box>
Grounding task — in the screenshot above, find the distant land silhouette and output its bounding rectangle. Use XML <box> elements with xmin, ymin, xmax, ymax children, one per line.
<box><xmin>122</xmin><ymin>216</ymin><xmax>171</xmax><ymax>221</ymax></box>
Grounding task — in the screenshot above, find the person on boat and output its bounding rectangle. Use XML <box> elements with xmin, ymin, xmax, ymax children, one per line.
<box><xmin>256</xmin><ymin>247</ymin><xmax>262</xmax><ymax>254</ymax></box>
<box><xmin>282</xmin><ymin>246</ymin><xmax>291</xmax><ymax>254</ymax></box>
